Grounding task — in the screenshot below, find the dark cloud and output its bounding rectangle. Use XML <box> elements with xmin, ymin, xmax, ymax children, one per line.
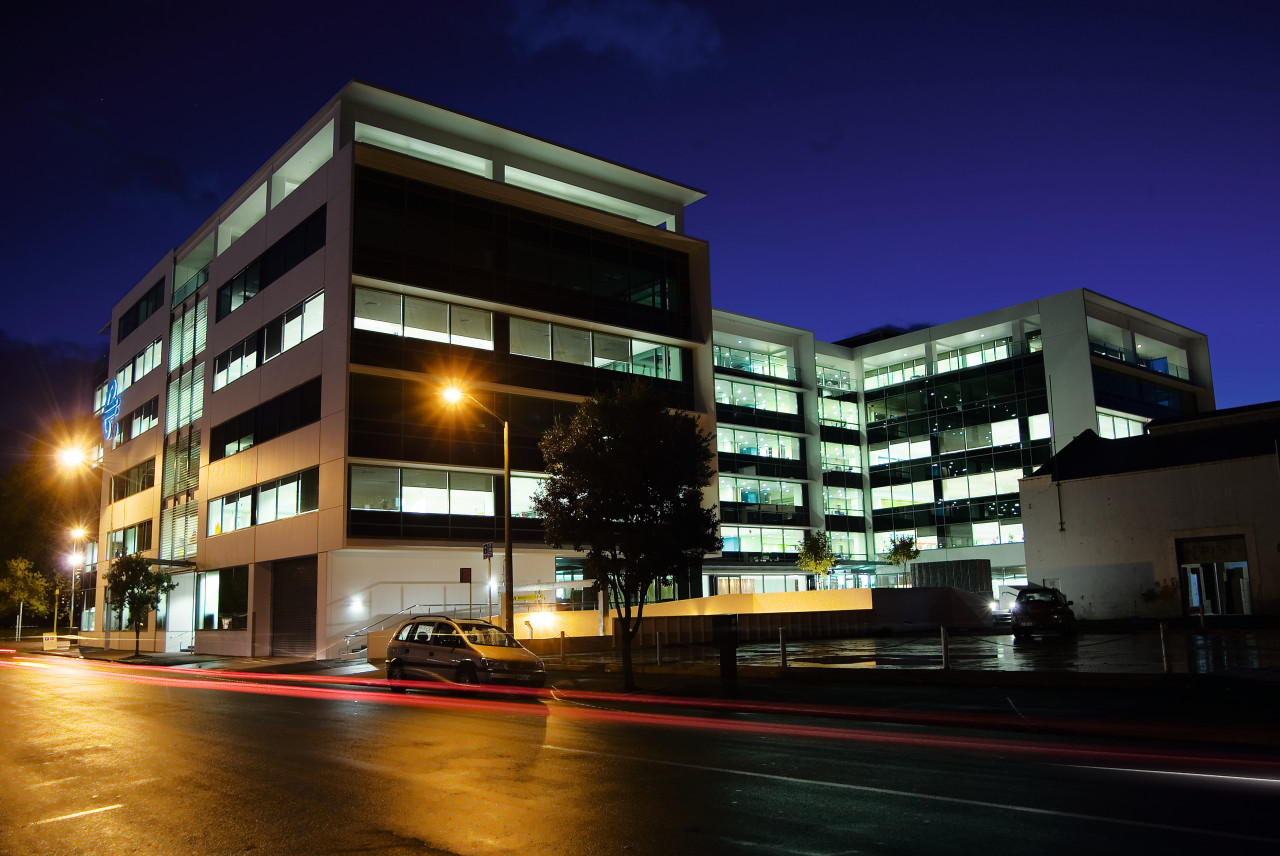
<box><xmin>507</xmin><ymin>0</ymin><xmax>724</xmax><ymax>76</ymax></box>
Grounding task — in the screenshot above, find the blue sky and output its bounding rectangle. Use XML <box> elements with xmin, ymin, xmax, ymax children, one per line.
<box><xmin>3</xmin><ymin>0</ymin><xmax>1277</xmax><ymax>407</ymax></box>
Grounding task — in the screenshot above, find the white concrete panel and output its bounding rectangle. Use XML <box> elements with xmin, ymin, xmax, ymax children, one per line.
<box><xmin>252</xmin><ymin>511</ymin><xmax>320</xmax><ymax>563</ymax></box>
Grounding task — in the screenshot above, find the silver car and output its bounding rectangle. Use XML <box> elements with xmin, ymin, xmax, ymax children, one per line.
<box><xmin>385</xmin><ymin>616</ymin><xmax>546</xmax><ymax>689</ymax></box>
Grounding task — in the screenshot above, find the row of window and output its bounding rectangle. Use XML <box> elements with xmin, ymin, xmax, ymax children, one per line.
<box><xmin>108</xmin><ymin>521</ymin><xmax>153</xmax><ymax>557</ymax></box>
<box><xmin>713</xmin><ymin>379</ymin><xmax>800</xmax><ymax>415</ymax></box>
<box><xmin>1097</xmin><ymin>409</ymin><xmax>1148</xmax><ymax>439</ymax></box>
<box><xmin>161</xmin><ymin>432</ymin><xmax>200</xmax><ymax>497</ymax></box>
<box><xmin>354</xmin><ymin>287</ymin><xmax>493</xmax><ymax>349</ymax></box>
<box><xmin>715</xmin><ymin>427</ymin><xmax>801</xmax><ymax>461</ymax></box>
<box><xmin>215</xmin><ymin>206</ymin><xmax>326</xmax><ymax>321</ymax></box>
<box><xmin>350</xmin><ymin>465</ymin><xmax>547</xmax><ymax>517</ymax></box>
<box><xmin>822</xmin><ymin>486</ymin><xmax>864</xmax><ymax>516</ymax></box>
<box><xmin>207</xmin><ymin>468</ymin><xmax>320</xmax><ymax>536</ymax></box>
<box><xmin>116</xmin><ymin>338</ymin><xmax>162</xmax><ymax>394</ymax></box>
<box><xmin>111</xmin><ymin>458</ymin><xmax>155</xmax><ymax>502</ymax></box>
<box><xmin>213</xmin><ymin>292</ymin><xmax>324</xmax><ymax>391</ymax></box>
<box><xmin>874</xmin><ymin>519</ymin><xmax>1024</xmax><ymax>553</ymax></box>
<box><xmin>211</xmin><ymin>377</ymin><xmax>321</xmax><ymax>462</ymax></box>
<box><xmin>818</xmin><ymin>396</ymin><xmax>860</xmax><ymax>428</ymax></box>
<box><xmin>712</xmin><ymin>344</ymin><xmax>796</xmax><ymax>381</ymax></box>
<box><xmin>719</xmin><ymin>475</ymin><xmax>803</xmax><ymax>508</ymax></box>
<box><xmin>118</xmin><ymin>279</ymin><xmax>165</xmax><ymax>343</ymax></box>
<box><xmin>511</xmin><ymin>317</ymin><xmax>684</xmax><ymax>381</ymax></box>
<box><xmin>720</xmin><ymin>526</ymin><xmax>805</xmax><ymax>555</ymax></box>
<box><xmin>867</xmin><ymin>415</ymin><xmax>1050</xmax><ymax>466</ymax></box>
<box><xmin>869</xmin><ymin>468</ymin><xmax>1025</xmax><ymax>511</ymax></box>
<box><xmin>354</xmin><ymin>285</ymin><xmax>687</xmax><ymax>381</ymax></box>
<box><xmin>113</xmin><ymin>397</ymin><xmax>159</xmax><ymax>448</ymax></box>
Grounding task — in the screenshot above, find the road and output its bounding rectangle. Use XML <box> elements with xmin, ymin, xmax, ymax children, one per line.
<box><xmin>2</xmin><ymin>650</ymin><xmax>1278</xmax><ymax>856</ymax></box>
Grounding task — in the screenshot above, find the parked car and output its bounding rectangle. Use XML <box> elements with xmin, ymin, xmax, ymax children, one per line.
<box><xmin>1010</xmin><ymin>586</ymin><xmax>1077</xmax><ymax>640</ymax></box>
<box><xmin>385</xmin><ymin>616</ymin><xmax>546</xmax><ymax>689</ymax></box>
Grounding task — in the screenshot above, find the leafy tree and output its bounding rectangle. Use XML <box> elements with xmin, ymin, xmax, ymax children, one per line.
<box><xmin>104</xmin><ymin>554</ymin><xmax>176</xmax><ymax>657</ymax></box>
<box><xmin>796</xmin><ymin>530</ymin><xmax>836</xmax><ymax>586</ymax></box>
<box><xmin>0</xmin><ymin>557</ymin><xmax>51</xmax><ymax>625</ymax></box>
<box><xmin>534</xmin><ymin>382</ymin><xmax>721</xmax><ymax>690</ymax></box>
<box><xmin>884</xmin><ymin>536</ymin><xmax>921</xmax><ymax>568</ymax></box>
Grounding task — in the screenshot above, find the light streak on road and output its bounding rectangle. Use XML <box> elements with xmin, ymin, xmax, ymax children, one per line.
<box><xmin>7</xmin><ymin>653</ymin><xmax>1279</xmax><ymax>775</ymax></box>
<box><xmin>33</xmin><ymin>805</ymin><xmax>123</xmax><ymax>825</ymax></box>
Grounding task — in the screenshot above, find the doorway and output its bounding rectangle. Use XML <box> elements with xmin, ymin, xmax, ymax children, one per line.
<box><xmin>1177</xmin><ymin>536</ymin><xmax>1252</xmax><ymax>616</ymax></box>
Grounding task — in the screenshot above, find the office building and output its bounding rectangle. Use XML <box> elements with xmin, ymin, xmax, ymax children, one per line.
<box><xmin>82</xmin><ymin>83</ymin><xmax>1218</xmax><ymax>657</ymax></box>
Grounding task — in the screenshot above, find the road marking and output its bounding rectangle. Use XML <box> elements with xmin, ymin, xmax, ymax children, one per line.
<box><xmin>543</xmin><ymin>745</ymin><xmax>1280</xmax><ymax>845</ymax></box>
<box><xmin>1075</xmin><ymin>765</ymin><xmax>1280</xmax><ymax>788</ymax></box>
<box><xmin>34</xmin><ymin>805</ymin><xmax>123</xmax><ymax>825</ymax></box>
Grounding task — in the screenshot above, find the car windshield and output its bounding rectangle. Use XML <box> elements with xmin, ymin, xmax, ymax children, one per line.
<box><xmin>1020</xmin><ymin>590</ymin><xmax>1057</xmax><ymax>602</ymax></box>
<box><xmin>456</xmin><ymin>623</ymin><xmax>522</xmax><ymax>648</ymax></box>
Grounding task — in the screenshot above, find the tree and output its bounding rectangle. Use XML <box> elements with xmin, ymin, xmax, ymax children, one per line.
<box><xmin>796</xmin><ymin>530</ymin><xmax>836</xmax><ymax>586</ymax></box>
<box><xmin>884</xmin><ymin>536</ymin><xmax>920</xmax><ymax>569</ymax></box>
<box><xmin>0</xmin><ymin>558</ymin><xmax>51</xmax><ymax>626</ymax></box>
<box><xmin>104</xmin><ymin>554</ymin><xmax>176</xmax><ymax>657</ymax></box>
<box><xmin>534</xmin><ymin>382</ymin><xmax>721</xmax><ymax>690</ymax></box>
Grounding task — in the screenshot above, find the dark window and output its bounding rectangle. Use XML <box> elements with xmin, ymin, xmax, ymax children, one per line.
<box><xmin>118</xmin><ymin>279</ymin><xmax>166</xmax><ymax>342</ymax></box>
<box><xmin>111</xmin><ymin>459</ymin><xmax>156</xmax><ymax>502</ymax></box>
<box><xmin>215</xmin><ymin>207</ymin><xmax>326</xmax><ymax>320</ymax></box>
<box><xmin>209</xmin><ymin>377</ymin><xmax>321</xmax><ymax>462</ymax></box>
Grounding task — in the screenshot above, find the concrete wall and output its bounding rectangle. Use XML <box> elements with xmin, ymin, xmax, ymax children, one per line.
<box><xmin>1023</xmin><ymin>456</ymin><xmax>1280</xmax><ymax>619</ymax></box>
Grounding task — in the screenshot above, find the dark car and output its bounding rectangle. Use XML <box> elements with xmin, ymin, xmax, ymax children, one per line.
<box><xmin>385</xmin><ymin>616</ymin><xmax>546</xmax><ymax>689</ymax></box>
<box><xmin>1010</xmin><ymin>586</ymin><xmax>1077</xmax><ymax>640</ymax></box>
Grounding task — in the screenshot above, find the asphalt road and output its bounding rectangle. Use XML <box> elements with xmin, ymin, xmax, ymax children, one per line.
<box><xmin>3</xmin><ymin>651</ymin><xmax>1278</xmax><ymax>856</ymax></box>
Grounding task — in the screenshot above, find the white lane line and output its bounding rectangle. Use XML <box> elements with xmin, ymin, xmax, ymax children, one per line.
<box><xmin>543</xmin><ymin>745</ymin><xmax>1280</xmax><ymax>845</ymax></box>
<box><xmin>1072</xmin><ymin>766</ymin><xmax>1280</xmax><ymax>787</ymax></box>
<box><xmin>34</xmin><ymin>805</ymin><xmax>123</xmax><ymax>825</ymax></box>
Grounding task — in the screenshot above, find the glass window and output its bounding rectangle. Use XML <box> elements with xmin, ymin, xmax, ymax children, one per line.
<box><xmin>510</xmin><ymin>318</ymin><xmax>551</xmax><ymax>359</ymax></box>
<box><xmin>552</xmin><ymin>325</ymin><xmax>591</xmax><ymax>365</ymax></box>
<box><xmin>354</xmin><ymin>287</ymin><xmax>402</xmax><ymax>334</ymax></box>
<box><xmin>402</xmin><ymin>469</ymin><xmax>448</xmax><ymax>514</ymax></box>
<box><xmin>448</xmin><ymin>473</ymin><xmax>493</xmax><ymax>516</ymax></box>
<box><xmin>351</xmin><ymin>466</ymin><xmax>400</xmax><ymax>511</ymax></box>
<box><xmin>405</xmin><ymin>295</ymin><xmax>448</xmax><ymax>342</ymax></box>
<box><xmin>450</xmin><ymin>306</ymin><xmax>493</xmax><ymax>350</ymax></box>
<box><xmin>510</xmin><ymin>475</ymin><xmax>546</xmax><ymax>517</ymax></box>
<box><xmin>1028</xmin><ymin>412</ymin><xmax>1052</xmax><ymax>441</ymax></box>
<box><xmin>593</xmin><ymin>332</ymin><xmax>630</xmax><ymax>370</ymax></box>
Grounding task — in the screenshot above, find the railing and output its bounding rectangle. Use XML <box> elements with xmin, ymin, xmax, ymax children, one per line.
<box><xmin>172</xmin><ymin>264</ymin><xmax>209</xmax><ymax>304</ymax></box>
<box><xmin>1088</xmin><ymin>339</ymin><xmax>1190</xmax><ymax>381</ymax></box>
<box><xmin>713</xmin><ymin>345</ymin><xmax>799</xmax><ymax>382</ymax></box>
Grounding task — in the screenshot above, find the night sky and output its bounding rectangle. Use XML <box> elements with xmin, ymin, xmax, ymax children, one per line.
<box><xmin>3</xmin><ymin>1</ymin><xmax>1277</xmax><ymax>409</ymax></box>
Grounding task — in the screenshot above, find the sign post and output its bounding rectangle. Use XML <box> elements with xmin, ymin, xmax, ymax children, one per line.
<box><xmin>482</xmin><ymin>542</ymin><xmax>493</xmax><ymax>622</ymax></box>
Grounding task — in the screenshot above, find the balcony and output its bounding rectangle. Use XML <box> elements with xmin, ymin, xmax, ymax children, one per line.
<box><xmin>1089</xmin><ymin>339</ymin><xmax>1190</xmax><ymax>381</ymax></box>
<box><xmin>713</xmin><ymin>345</ymin><xmax>798</xmax><ymax>383</ymax></box>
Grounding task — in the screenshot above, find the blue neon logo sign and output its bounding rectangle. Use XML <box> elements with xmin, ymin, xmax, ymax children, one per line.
<box><xmin>101</xmin><ymin>379</ymin><xmax>121</xmax><ymax>444</ymax></box>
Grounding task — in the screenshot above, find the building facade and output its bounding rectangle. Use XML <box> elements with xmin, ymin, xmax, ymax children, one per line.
<box><xmin>697</xmin><ymin>290</ymin><xmax>1214</xmax><ymax>599</ymax></box>
<box><xmin>84</xmin><ymin>81</ymin><xmax>713</xmax><ymax>656</ymax></box>
<box><xmin>82</xmin><ymin>83</ymin><xmax>1220</xmax><ymax>656</ymax></box>
<box><xmin>1022</xmin><ymin>403</ymin><xmax>1280</xmax><ymax>620</ymax></box>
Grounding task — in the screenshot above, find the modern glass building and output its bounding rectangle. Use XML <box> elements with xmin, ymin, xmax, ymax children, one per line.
<box><xmin>83</xmin><ymin>82</ymin><xmax>1214</xmax><ymax>657</ymax></box>
<box><xmin>84</xmin><ymin>81</ymin><xmax>713</xmax><ymax>656</ymax></box>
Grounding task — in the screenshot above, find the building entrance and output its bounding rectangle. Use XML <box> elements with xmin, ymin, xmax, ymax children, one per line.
<box><xmin>1177</xmin><ymin>536</ymin><xmax>1252</xmax><ymax>616</ymax></box>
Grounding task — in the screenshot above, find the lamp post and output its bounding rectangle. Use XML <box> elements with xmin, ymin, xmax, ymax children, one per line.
<box><xmin>442</xmin><ymin>385</ymin><xmax>514</xmax><ymax>633</ymax></box>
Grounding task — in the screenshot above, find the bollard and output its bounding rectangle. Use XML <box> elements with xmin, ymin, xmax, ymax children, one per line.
<box><xmin>779</xmin><ymin>626</ymin><xmax>788</xmax><ymax>668</ymax></box>
<box><xmin>1159</xmin><ymin>622</ymin><xmax>1171</xmax><ymax>674</ymax></box>
<box><xmin>940</xmin><ymin>626</ymin><xmax>950</xmax><ymax>671</ymax></box>
<box><xmin>559</xmin><ymin>630</ymin><xmax>566</xmax><ymax>664</ymax></box>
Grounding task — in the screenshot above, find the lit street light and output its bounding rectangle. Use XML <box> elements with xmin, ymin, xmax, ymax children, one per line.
<box><xmin>442</xmin><ymin>384</ymin><xmax>514</xmax><ymax>633</ymax></box>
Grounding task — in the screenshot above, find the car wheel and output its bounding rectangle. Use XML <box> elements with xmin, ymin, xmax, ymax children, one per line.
<box><xmin>456</xmin><ymin>663</ymin><xmax>478</xmax><ymax>685</ymax></box>
<box><xmin>386</xmin><ymin>661</ymin><xmax>407</xmax><ymax>692</ymax></box>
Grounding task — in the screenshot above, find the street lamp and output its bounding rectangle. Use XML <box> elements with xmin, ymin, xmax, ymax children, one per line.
<box><xmin>442</xmin><ymin>384</ymin><xmax>514</xmax><ymax>633</ymax></box>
